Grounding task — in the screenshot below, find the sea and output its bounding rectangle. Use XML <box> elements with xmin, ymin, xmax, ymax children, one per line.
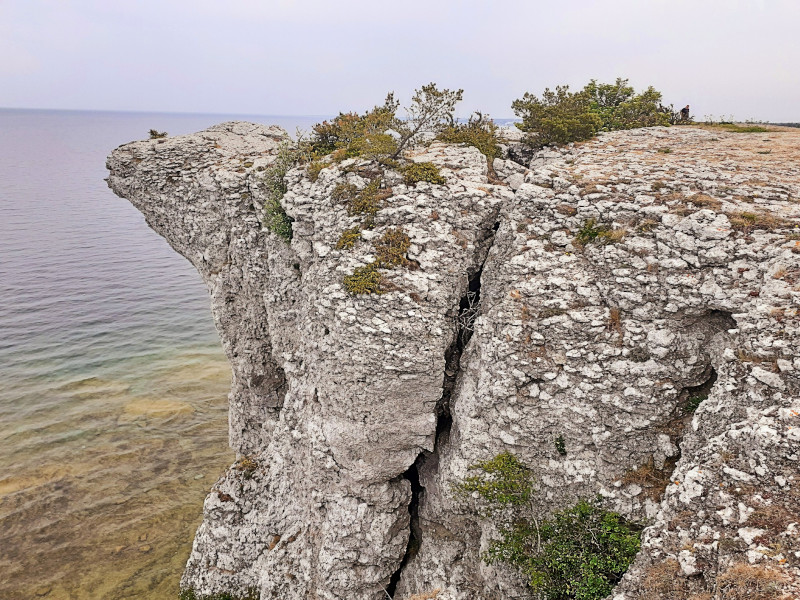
<box><xmin>0</xmin><ymin>109</ymin><xmax>321</xmax><ymax>600</ymax></box>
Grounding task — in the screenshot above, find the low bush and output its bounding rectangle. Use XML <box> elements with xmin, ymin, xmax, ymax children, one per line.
<box><xmin>454</xmin><ymin>452</ymin><xmax>642</xmax><ymax>600</ymax></box>
<box><xmin>148</xmin><ymin>129</ymin><xmax>167</xmax><ymax>139</ymax></box>
<box><xmin>262</xmin><ymin>143</ymin><xmax>296</xmax><ymax>241</ymax></box>
<box><xmin>331</xmin><ymin>178</ymin><xmax>389</xmax><ymax>220</ymax></box>
<box><xmin>512</xmin><ymin>85</ymin><xmax>602</xmax><ymax>148</ymax></box>
<box><xmin>512</xmin><ymin>78</ymin><xmax>671</xmax><ymax>148</ymax></box>
<box><xmin>307</xmin><ymin>83</ymin><xmax>463</xmax><ymax>165</ymax></box>
<box><xmin>437</xmin><ymin>112</ymin><xmax>502</xmax><ymax>160</ymax></box>
<box><xmin>402</xmin><ymin>162</ymin><xmax>446</xmax><ymax>186</ymax></box>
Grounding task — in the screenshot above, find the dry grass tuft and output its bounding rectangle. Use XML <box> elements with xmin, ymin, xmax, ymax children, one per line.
<box><xmin>642</xmin><ymin>559</ymin><xmax>687</xmax><ymax>598</ymax></box>
<box><xmin>727</xmin><ymin>211</ymin><xmax>794</xmax><ymax>232</ymax></box>
<box><xmin>407</xmin><ymin>590</ymin><xmax>440</xmax><ymax>600</ymax></box>
<box><xmin>716</xmin><ymin>563</ymin><xmax>787</xmax><ymax>600</ymax></box>
<box><xmin>620</xmin><ymin>457</ymin><xmax>675</xmax><ymax>501</ymax></box>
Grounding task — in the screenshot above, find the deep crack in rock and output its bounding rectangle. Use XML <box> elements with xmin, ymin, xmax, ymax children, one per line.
<box><xmin>387</xmin><ymin>220</ymin><xmax>501</xmax><ymax>596</ymax></box>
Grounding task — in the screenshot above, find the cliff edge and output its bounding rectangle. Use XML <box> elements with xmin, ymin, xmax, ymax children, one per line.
<box><xmin>107</xmin><ymin>123</ymin><xmax>800</xmax><ymax>600</ymax></box>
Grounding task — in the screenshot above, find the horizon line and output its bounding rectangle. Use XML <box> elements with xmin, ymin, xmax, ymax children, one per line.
<box><xmin>0</xmin><ymin>106</ymin><xmax>521</xmax><ymax>121</ymax></box>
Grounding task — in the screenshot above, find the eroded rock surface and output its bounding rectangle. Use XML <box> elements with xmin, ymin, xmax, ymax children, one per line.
<box><xmin>107</xmin><ymin>124</ymin><xmax>799</xmax><ymax>600</ymax></box>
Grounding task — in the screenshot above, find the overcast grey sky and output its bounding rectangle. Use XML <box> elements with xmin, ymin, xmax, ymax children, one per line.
<box><xmin>1</xmin><ymin>0</ymin><xmax>798</xmax><ymax>121</ymax></box>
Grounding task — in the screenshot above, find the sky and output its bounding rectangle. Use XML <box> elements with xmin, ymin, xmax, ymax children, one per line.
<box><xmin>1</xmin><ymin>0</ymin><xmax>799</xmax><ymax>121</ymax></box>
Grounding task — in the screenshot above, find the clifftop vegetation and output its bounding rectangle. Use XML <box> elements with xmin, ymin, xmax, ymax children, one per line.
<box><xmin>512</xmin><ymin>78</ymin><xmax>672</xmax><ymax>148</ymax></box>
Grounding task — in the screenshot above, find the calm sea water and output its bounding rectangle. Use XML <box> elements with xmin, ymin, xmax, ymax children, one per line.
<box><xmin>0</xmin><ymin>109</ymin><xmax>319</xmax><ymax>600</ymax></box>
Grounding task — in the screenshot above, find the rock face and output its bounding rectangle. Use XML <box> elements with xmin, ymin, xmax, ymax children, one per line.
<box><xmin>107</xmin><ymin>123</ymin><xmax>800</xmax><ymax>600</ymax></box>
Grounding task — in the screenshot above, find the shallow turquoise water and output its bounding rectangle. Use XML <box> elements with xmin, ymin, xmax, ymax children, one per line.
<box><xmin>0</xmin><ymin>110</ymin><xmax>317</xmax><ymax>599</ymax></box>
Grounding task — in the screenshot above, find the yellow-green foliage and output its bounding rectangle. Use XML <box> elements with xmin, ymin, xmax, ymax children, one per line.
<box><xmin>438</xmin><ymin>112</ymin><xmax>502</xmax><ymax>160</ymax></box>
<box><xmin>374</xmin><ymin>227</ymin><xmax>411</xmax><ymax>268</ymax></box>
<box><xmin>308</xmin><ymin>83</ymin><xmax>463</xmax><ymax>164</ymax></box>
<box><xmin>574</xmin><ymin>219</ymin><xmax>626</xmax><ymax>246</ymax></box>
<box><xmin>454</xmin><ymin>451</ymin><xmax>534</xmax><ymax>510</ymax></box>
<box><xmin>309</xmin><ymin>95</ymin><xmax>400</xmax><ymax>162</ymax></box>
<box><xmin>455</xmin><ymin>452</ymin><xmax>642</xmax><ymax>600</ymax></box>
<box><xmin>402</xmin><ymin>162</ymin><xmax>446</xmax><ymax>186</ymax></box>
<box><xmin>338</xmin><ymin>178</ymin><xmax>389</xmax><ymax>218</ymax></box>
<box><xmin>584</xmin><ymin>78</ymin><xmax>670</xmax><ymax>131</ymax></box>
<box><xmin>148</xmin><ymin>129</ymin><xmax>167</xmax><ymax>139</ymax></box>
<box><xmin>343</xmin><ymin>263</ymin><xmax>383</xmax><ymax>295</ymax></box>
<box><xmin>307</xmin><ymin>159</ymin><xmax>326</xmax><ymax>181</ymax></box>
<box><xmin>336</xmin><ymin>227</ymin><xmax>361</xmax><ymax>250</ymax></box>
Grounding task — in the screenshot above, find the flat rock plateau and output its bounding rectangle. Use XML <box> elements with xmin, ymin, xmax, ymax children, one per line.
<box><xmin>107</xmin><ymin>123</ymin><xmax>800</xmax><ymax>600</ymax></box>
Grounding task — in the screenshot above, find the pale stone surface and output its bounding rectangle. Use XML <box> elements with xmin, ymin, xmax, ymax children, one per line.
<box><xmin>107</xmin><ymin>124</ymin><xmax>800</xmax><ymax>600</ymax></box>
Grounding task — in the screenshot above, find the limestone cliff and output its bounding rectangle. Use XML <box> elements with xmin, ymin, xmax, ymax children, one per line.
<box><xmin>107</xmin><ymin>122</ymin><xmax>800</xmax><ymax>600</ymax></box>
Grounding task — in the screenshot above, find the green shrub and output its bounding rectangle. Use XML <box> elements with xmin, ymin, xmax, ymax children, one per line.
<box><xmin>392</xmin><ymin>83</ymin><xmax>464</xmax><ymax>158</ymax></box>
<box><xmin>684</xmin><ymin>394</ymin><xmax>707</xmax><ymax>414</ymax></box>
<box><xmin>513</xmin><ymin>79</ymin><xmax>670</xmax><ymax>148</ymax></box>
<box><xmin>262</xmin><ymin>143</ymin><xmax>296</xmax><ymax>241</ymax></box>
<box><xmin>555</xmin><ymin>435</ymin><xmax>567</xmax><ymax>456</ymax></box>
<box><xmin>455</xmin><ymin>452</ymin><xmax>642</xmax><ymax>600</ymax></box>
<box><xmin>309</xmin><ymin>95</ymin><xmax>400</xmax><ymax>161</ymax></box>
<box><xmin>343</xmin><ymin>263</ymin><xmax>383</xmax><ymax>295</ymax></box>
<box><xmin>402</xmin><ymin>162</ymin><xmax>446</xmax><ymax>186</ymax></box>
<box><xmin>512</xmin><ymin>85</ymin><xmax>602</xmax><ymax>148</ymax></box>
<box><xmin>307</xmin><ymin>83</ymin><xmax>463</xmax><ymax>164</ymax></box>
<box><xmin>454</xmin><ymin>452</ymin><xmax>534</xmax><ymax>510</ymax></box>
<box><xmin>437</xmin><ymin>112</ymin><xmax>502</xmax><ymax>160</ymax></box>
<box><xmin>148</xmin><ymin>129</ymin><xmax>167</xmax><ymax>139</ymax></box>
<box><xmin>584</xmin><ymin>78</ymin><xmax>670</xmax><ymax>131</ymax></box>
<box><xmin>374</xmin><ymin>227</ymin><xmax>411</xmax><ymax>268</ymax></box>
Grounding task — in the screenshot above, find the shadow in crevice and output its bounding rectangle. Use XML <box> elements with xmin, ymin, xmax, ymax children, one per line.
<box><xmin>386</xmin><ymin>221</ymin><xmax>501</xmax><ymax>597</ymax></box>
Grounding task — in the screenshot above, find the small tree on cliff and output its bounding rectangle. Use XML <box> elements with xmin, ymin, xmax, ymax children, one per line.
<box><xmin>307</xmin><ymin>83</ymin><xmax>463</xmax><ymax>164</ymax></box>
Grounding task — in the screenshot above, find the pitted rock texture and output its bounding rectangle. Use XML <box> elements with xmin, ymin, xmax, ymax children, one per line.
<box><xmin>108</xmin><ymin>124</ymin><xmax>799</xmax><ymax>600</ymax></box>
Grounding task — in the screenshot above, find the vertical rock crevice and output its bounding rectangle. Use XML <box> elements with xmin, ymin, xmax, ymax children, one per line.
<box><xmin>386</xmin><ymin>220</ymin><xmax>501</xmax><ymax>597</ymax></box>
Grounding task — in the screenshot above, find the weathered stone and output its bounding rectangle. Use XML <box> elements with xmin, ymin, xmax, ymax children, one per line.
<box><xmin>107</xmin><ymin>124</ymin><xmax>800</xmax><ymax>600</ymax></box>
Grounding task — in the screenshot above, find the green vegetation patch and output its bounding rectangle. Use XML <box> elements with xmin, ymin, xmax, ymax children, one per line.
<box><xmin>148</xmin><ymin>129</ymin><xmax>168</xmax><ymax>139</ymax></box>
<box><xmin>262</xmin><ymin>144</ymin><xmax>297</xmax><ymax>241</ymax></box>
<box><xmin>574</xmin><ymin>219</ymin><xmax>626</xmax><ymax>246</ymax></box>
<box><xmin>455</xmin><ymin>452</ymin><xmax>642</xmax><ymax>600</ymax></box>
<box><xmin>402</xmin><ymin>162</ymin><xmax>446</xmax><ymax>186</ymax></box>
<box><xmin>332</xmin><ymin>178</ymin><xmax>390</xmax><ymax>219</ymax></box>
<box><xmin>684</xmin><ymin>394</ymin><xmax>707</xmax><ymax>415</ymax></box>
<box><xmin>336</xmin><ymin>227</ymin><xmax>362</xmax><ymax>250</ymax></box>
<box><xmin>437</xmin><ymin>112</ymin><xmax>502</xmax><ymax>160</ymax></box>
<box><xmin>374</xmin><ymin>227</ymin><xmax>411</xmax><ymax>268</ymax></box>
<box><xmin>343</xmin><ymin>263</ymin><xmax>383</xmax><ymax>295</ymax></box>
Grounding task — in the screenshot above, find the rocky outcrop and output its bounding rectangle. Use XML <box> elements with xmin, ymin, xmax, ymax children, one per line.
<box><xmin>107</xmin><ymin>124</ymin><xmax>800</xmax><ymax>600</ymax></box>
